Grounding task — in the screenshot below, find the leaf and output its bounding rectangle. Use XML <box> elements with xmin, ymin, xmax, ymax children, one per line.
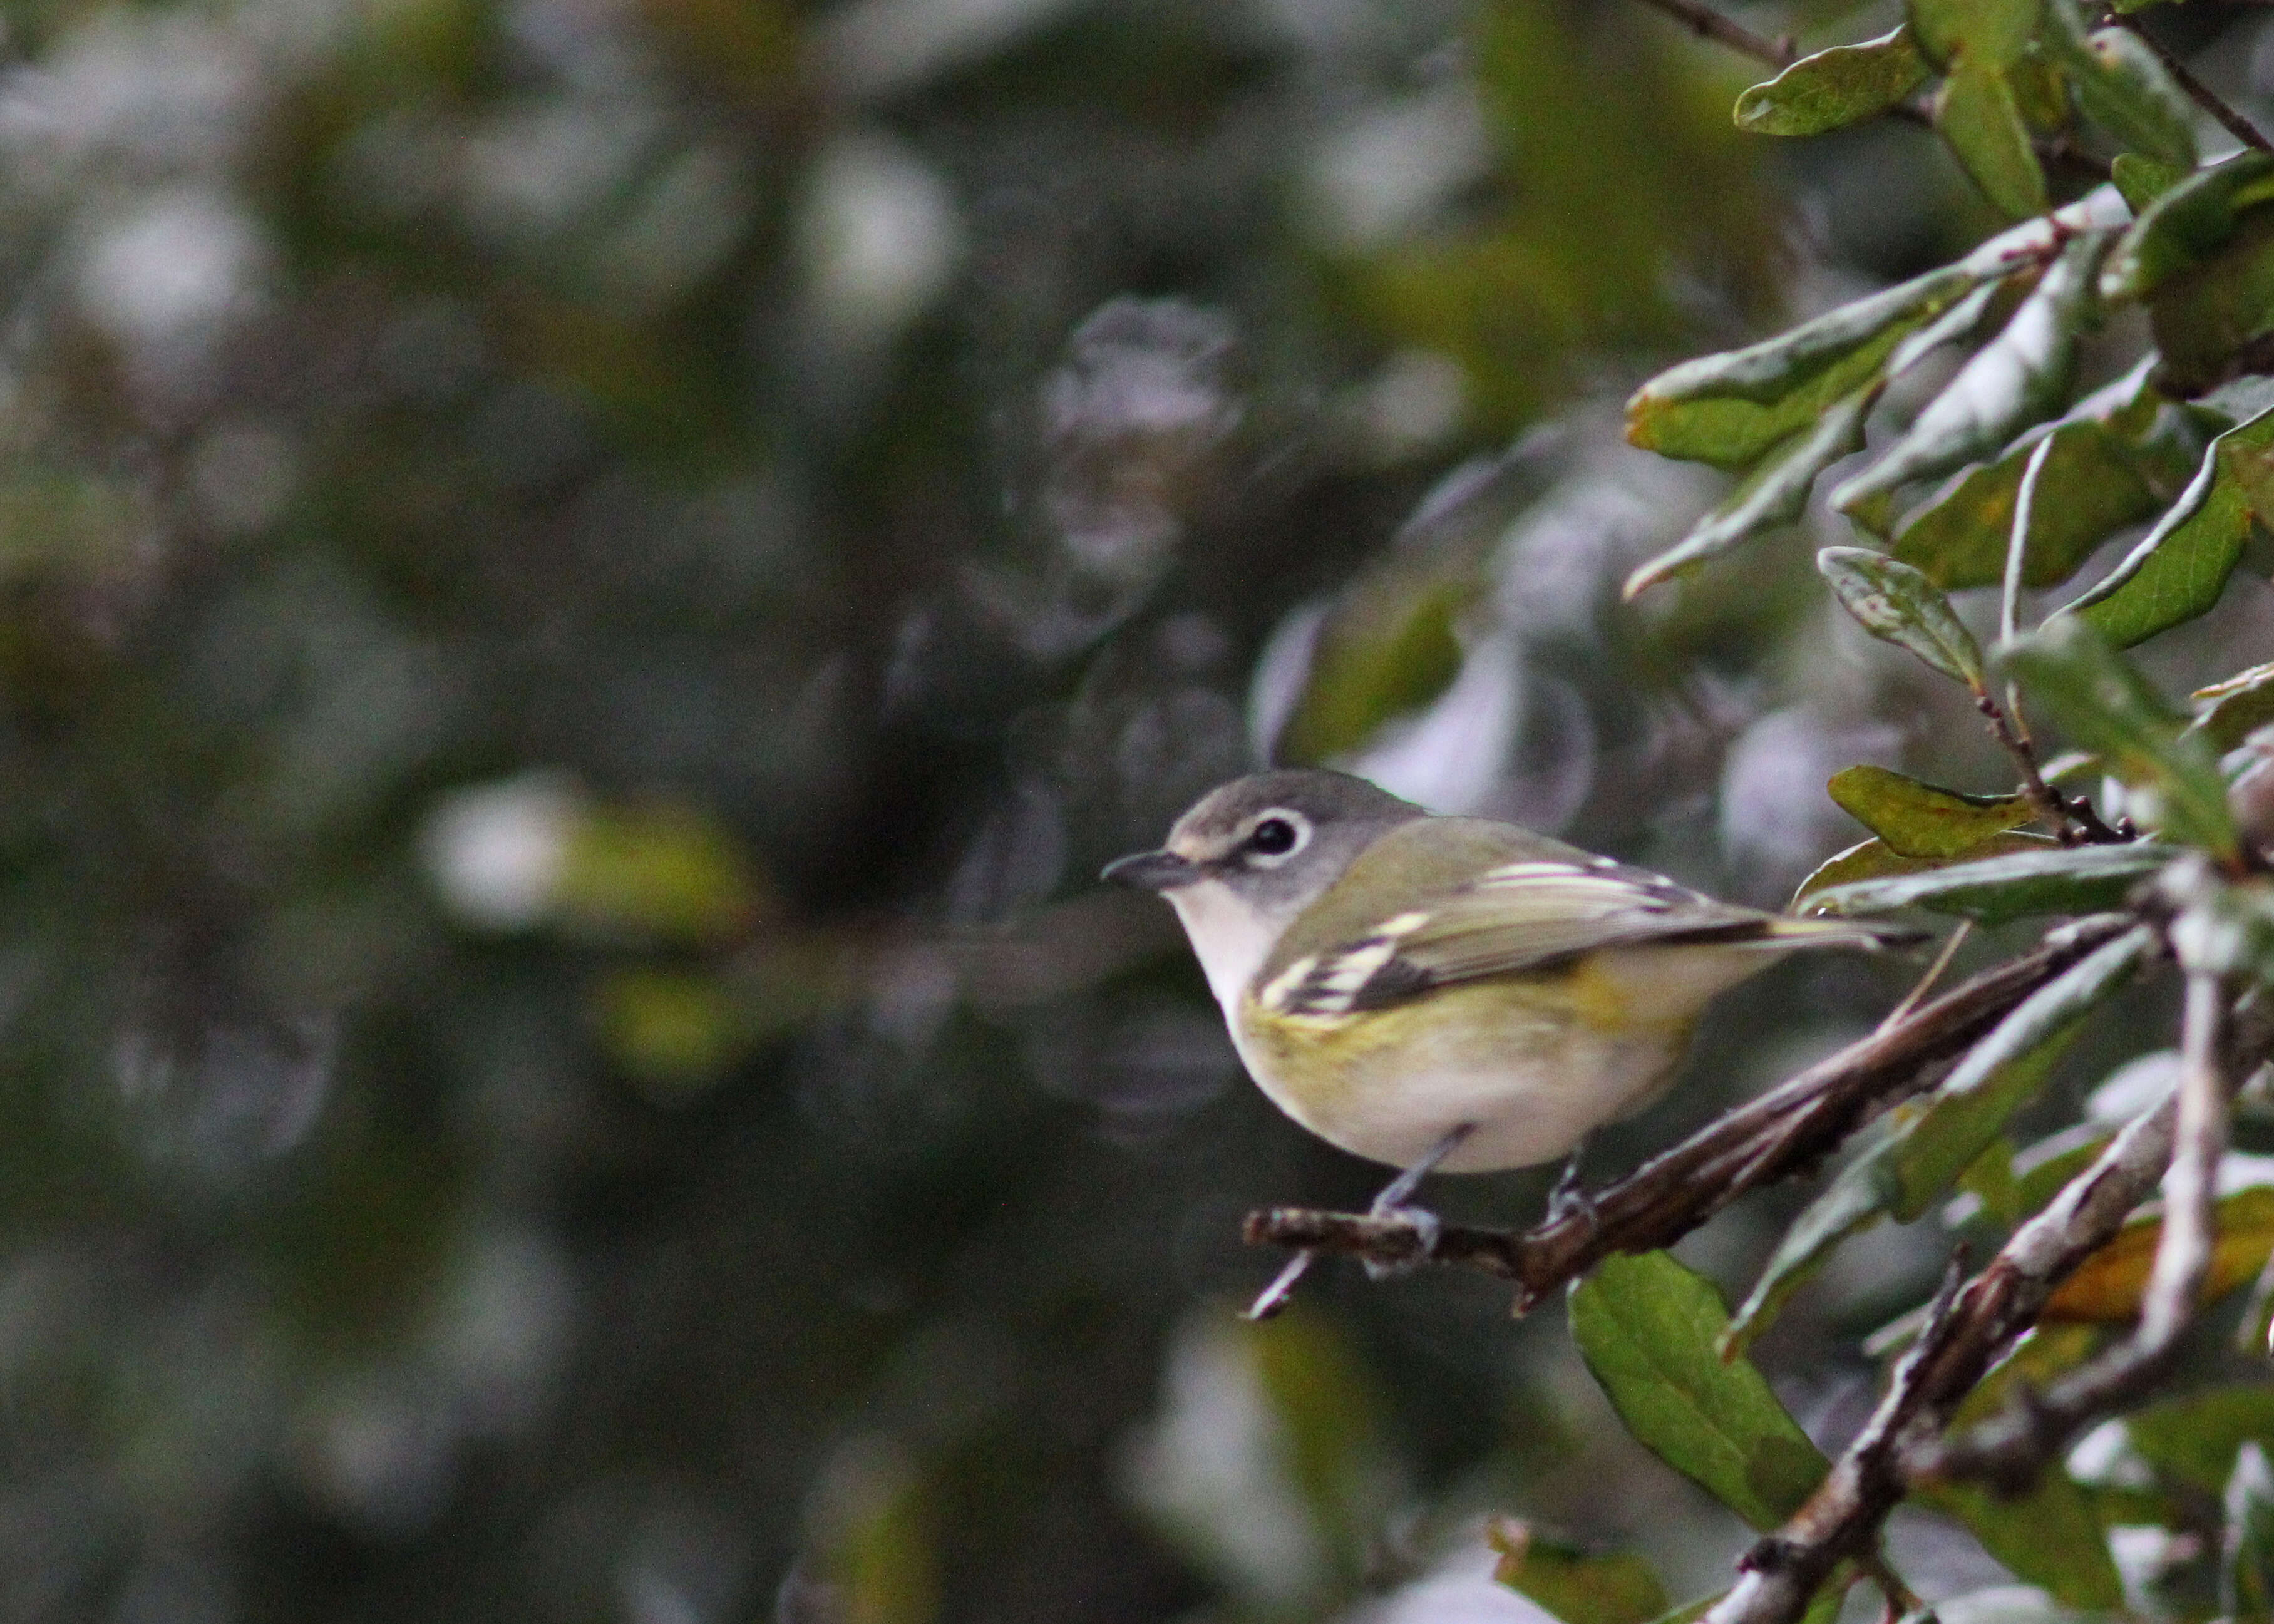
<box><xmin>1910</xmin><ymin>0</ymin><xmax>2042</xmax><ymax>71</ymax></box>
<box><xmin>2225</xmin><ymin>1442</ymin><xmax>2274</xmax><ymax>1620</ymax></box>
<box><xmin>1622</xmin><ymin>384</ymin><xmax>1877</xmax><ymax>598</ymax></box>
<box><xmin>2112</xmin><ymin>153</ymin><xmax>2191</xmax><ymax>215</ymax></box>
<box><xmin>2013</xmin><ymin>1122</ymin><xmax>2117</xmax><ymax>1216</ymax></box>
<box><xmin>2045</xmin><ymin>1186</ymin><xmax>2274</xmax><ymax>1320</ymax></box>
<box><xmin>1791</xmin><ymin>831</ymin><xmax>2059</xmax><ymax>912</ymax></box>
<box><xmin>1734</xmin><ymin>28</ymin><xmax>1931</xmax><ymax>137</ymax></box>
<box><xmin>1818</xmin><ymin>547</ymin><xmax>1987</xmax><ymax>689</ymax></box>
<box><xmin>1806</xmin><ymin>841</ymin><xmax>2174</xmax><ymax>922</ymax></box>
<box><xmin>1278</xmin><ymin>567</ymin><xmax>1475</xmax><ymax>763</ymax></box>
<box><xmin>1829</xmin><ymin>764</ymin><xmax>2039</xmax><ymax>857</ymax></box>
<box><xmin>2002</xmin><ymin>615</ymin><xmax>2240</xmax><ymax>858</ymax></box>
<box><xmin>2128</xmin><ymin>1385</ymin><xmax>2274</xmax><ymax>1493</ymax></box>
<box><xmin>2102</xmin><ymin>152</ymin><xmax>2274</xmax><ymax>306</ymax></box>
<box><xmin>1886</xmin><ymin>925</ymin><xmax>2155</xmax><ymax>1218</ymax></box>
<box><xmin>2194</xmin><ymin>660</ymin><xmax>2274</xmax><ymax>753</ymax></box>
<box><xmin>1724</xmin><ymin>925</ymin><xmax>2152</xmax><ymax>1354</ymax></box>
<box><xmin>1568</xmin><ymin>1252</ymin><xmax>1830</xmax><ymax>1531</ymax></box>
<box><xmin>1922</xmin><ymin>1476</ymin><xmax>2126</xmax><ymax>1607</ymax></box>
<box><xmin>1893</xmin><ymin>359</ymin><xmax>2208</xmax><ymax>592</ymax></box>
<box><xmin>1936</xmin><ymin>59</ymin><xmax>2049</xmax><ymax>222</ymax></box>
<box><xmin>1833</xmin><ymin>233</ymin><xmax>2107</xmax><ymax>529</ymax></box>
<box><xmin>2040</xmin><ymin>0</ymin><xmax>2196</xmax><ymax>168</ymax></box>
<box><xmin>1627</xmin><ymin>273</ymin><xmax>1972</xmax><ymax>469</ymax></box>
<box><xmin>1489</xmin><ymin>1521</ymin><xmax>1672</xmax><ymax>1624</ymax></box>
<box><xmin>2148</xmin><ymin>207</ymin><xmax>2274</xmax><ymax>398</ymax></box>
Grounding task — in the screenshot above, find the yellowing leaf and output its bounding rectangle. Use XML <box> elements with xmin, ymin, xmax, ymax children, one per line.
<box><xmin>2044</xmin><ymin>1186</ymin><xmax>2274</xmax><ymax>1320</ymax></box>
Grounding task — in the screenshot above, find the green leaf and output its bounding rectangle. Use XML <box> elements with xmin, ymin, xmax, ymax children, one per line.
<box><xmin>2149</xmin><ymin>207</ymin><xmax>2274</xmax><ymax>398</ymax></box>
<box><xmin>1627</xmin><ymin>276</ymin><xmax>1970</xmax><ymax>469</ymax></box>
<box><xmin>2040</xmin><ymin>0</ymin><xmax>2196</xmax><ymax>168</ymax></box>
<box><xmin>2194</xmin><ymin>660</ymin><xmax>2274</xmax><ymax>753</ymax></box>
<box><xmin>2129</xmin><ymin>1386</ymin><xmax>2274</xmax><ymax>1494</ymax></box>
<box><xmin>1278</xmin><ymin>568</ymin><xmax>1475</xmax><ymax>763</ymax></box>
<box><xmin>2112</xmin><ymin>153</ymin><xmax>2191</xmax><ymax>214</ymax></box>
<box><xmin>1489</xmin><ymin>1522</ymin><xmax>1672</xmax><ymax>1624</ymax></box>
<box><xmin>1910</xmin><ymin>0</ymin><xmax>2042</xmax><ymax>71</ymax></box>
<box><xmin>1834</xmin><ymin>233</ymin><xmax>2107</xmax><ymax>527</ymax></box>
<box><xmin>1922</xmin><ymin>1474</ymin><xmax>2126</xmax><ymax>1607</ymax></box>
<box><xmin>1622</xmin><ymin>384</ymin><xmax>1878</xmax><ymax>598</ymax></box>
<box><xmin>1829</xmin><ymin>764</ymin><xmax>2039</xmax><ymax>857</ymax></box>
<box><xmin>2062</xmin><ymin>404</ymin><xmax>2274</xmax><ymax>649</ymax></box>
<box><xmin>1791</xmin><ymin>832</ymin><xmax>2058</xmax><ymax>912</ymax></box>
<box><xmin>2103</xmin><ymin>152</ymin><xmax>2274</xmax><ymax>304</ymax></box>
<box><xmin>1734</xmin><ymin>28</ymin><xmax>1931</xmax><ymax>137</ymax></box>
<box><xmin>1726</xmin><ymin>925</ymin><xmax>2151</xmax><ymax>1353</ymax></box>
<box><xmin>1806</xmin><ymin>841</ymin><xmax>2174</xmax><ymax>922</ymax></box>
<box><xmin>1568</xmin><ymin>1252</ymin><xmax>1829</xmax><ymax>1531</ymax></box>
<box><xmin>2225</xmin><ymin>1442</ymin><xmax>2274</xmax><ymax>1620</ymax></box>
<box><xmin>1886</xmin><ymin>924</ymin><xmax>2154</xmax><ymax>1218</ymax></box>
<box><xmin>1936</xmin><ymin>60</ymin><xmax>2049</xmax><ymax>221</ymax></box>
<box><xmin>1893</xmin><ymin>359</ymin><xmax>2208</xmax><ymax>592</ymax></box>
<box><xmin>1960</xmin><ymin>1137</ymin><xmax>2023</xmax><ymax>1227</ymax></box>
<box><xmin>1818</xmin><ymin>547</ymin><xmax>1987</xmax><ymax>689</ymax></box>
<box><xmin>2002</xmin><ymin>615</ymin><xmax>2240</xmax><ymax>858</ymax></box>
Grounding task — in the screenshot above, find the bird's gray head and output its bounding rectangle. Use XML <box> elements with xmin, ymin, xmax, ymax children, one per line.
<box><xmin>1102</xmin><ymin>769</ymin><xmax>1424</xmax><ymax>917</ymax></box>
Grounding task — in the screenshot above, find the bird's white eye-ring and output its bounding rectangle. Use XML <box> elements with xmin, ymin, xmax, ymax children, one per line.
<box><xmin>1243</xmin><ymin>810</ymin><xmax>1310</xmax><ymax>866</ymax></box>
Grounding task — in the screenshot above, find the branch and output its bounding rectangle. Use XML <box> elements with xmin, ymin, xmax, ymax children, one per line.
<box><xmin>1628</xmin><ymin>0</ymin><xmax>1794</xmax><ymax>68</ymax></box>
<box><xmin>1243</xmin><ymin>915</ymin><xmax>2138</xmax><ymax>1310</ymax></box>
<box><xmin>1917</xmin><ymin>966</ymin><xmax>2233</xmax><ymax>1489</ymax></box>
<box><xmin>2112</xmin><ymin>14</ymin><xmax>2273</xmax><ymax>154</ymax></box>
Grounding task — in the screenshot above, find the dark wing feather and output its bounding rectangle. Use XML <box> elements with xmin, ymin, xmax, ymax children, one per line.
<box><xmin>1255</xmin><ymin>823</ymin><xmax>1777</xmax><ymax>1019</ymax></box>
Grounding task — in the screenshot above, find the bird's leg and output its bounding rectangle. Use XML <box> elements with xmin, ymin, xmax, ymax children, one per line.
<box><xmin>1245</xmin><ymin>1123</ymin><xmax>1476</xmax><ymax>1318</ymax></box>
<box><xmin>1361</xmin><ymin>1122</ymin><xmax>1474</xmax><ymax>1282</ymax></box>
<box><xmin>1543</xmin><ymin>1134</ymin><xmax>1597</xmax><ymax>1232</ymax></box>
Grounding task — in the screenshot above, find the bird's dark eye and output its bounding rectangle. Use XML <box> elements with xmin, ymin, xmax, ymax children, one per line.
<box><xmin>1249</xmin><ymin>817</ymin><xmax>1298</xmax><ymax>855</ymax></box>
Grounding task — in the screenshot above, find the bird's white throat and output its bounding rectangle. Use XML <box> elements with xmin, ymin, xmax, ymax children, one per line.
<box><xmin>1165</xmin><ymin>879</ymin><xmax>1290</xmax><ymax>1020</ymax></box>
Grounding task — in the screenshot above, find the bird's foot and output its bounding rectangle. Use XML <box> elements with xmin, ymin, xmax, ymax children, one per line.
<box><xmin>1543</xmin><ymin>1153</ymin><xmax>1599</xmax><ymax>1235</ymax></box>
<box><xmin>1361</xmin><ymin>1201</ymin><xmax>1442</xmax><ymax>1280</ymax></box>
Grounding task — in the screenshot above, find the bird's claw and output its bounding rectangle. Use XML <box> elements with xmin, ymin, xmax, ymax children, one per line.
<box><xmin>1361</xmin><ymin>1202</ymin><xmax>1441</xmax><ymax>1280</ymax></box>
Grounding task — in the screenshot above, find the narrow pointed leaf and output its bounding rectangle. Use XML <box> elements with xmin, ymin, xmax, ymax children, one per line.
<box><xmin>1818</xmin><ymin>547</ymin><xmax>1986</xmax><ymax>688</ymax></box>
<box><xmin>2112</xmin><ymin>153</ymin><xmax>2191</xmax><ymax>214</ymax></box>
<box><xmin>2002</xmin><ymin>615</ymin><xmax>2239</xmax><ymax>857</ymax></box>
<box><xmin>1568</xmin><ymin>1252</ymin><xmax>1829</xmax><ymax>1531</ymax></box>
<box><xmin>1792</xmin><ymin>832</ymin><xmax>2057</xmax><ymax>912</ymax></box>
<box><xmin>1623</xmin><ymin>386</ymin><xmax>1876</xmax><ymax>597</ymax></box>
<box><xmin>1834</xmin><ymin>233</ymin><xmax>2106</xmax><ymax>527</ymax></box>
<box><xmin>1735</xmin><ymin>28</ymin><xmax>1930</xmax><ymax>136</ymax></box>
<box><xmin>2013</xmin><ymin>1122</ymin><xmax>2117</xmax><ymax>1216</ymax></box>
<box><xmin>2064</xmin><ymin>403</ymin><xmax>2274</xmax><ymax>650</ymax></box>
<box><xmin>1893</xmin><ymin>360</ymin><xmax>2207</xmax><ymax>591</ymax></box>
<box><xmin>1910</xmin><ymin>0</ymin><xmax>2042</xmax><ymax>71</ymax></box>
<box><xmin>1829</xmin><ymin>764</ymin><xmax>2039</xmax><ymax>856</ymax></box>
<box><xmin>1806</xmin><ymin>841</ymin><xmax>2174</xmax><ymax>921</ymax></box>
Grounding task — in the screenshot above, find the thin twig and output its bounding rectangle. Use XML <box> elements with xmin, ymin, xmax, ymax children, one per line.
<box><xmin>1629</xmin><ymin>0</ymin><xmax>1794</xmax><ymax>67</ymax></box>
<box><xmin>2113</xmin><ymin>14</ymin><xmax>2274</xmax><ymax>153</ymax></box>
<box><xmin>1880</xmin><ymin>921</ymin><xmax>1972</xmax><ymax>1032</ymax></box>
<box><xmin>1977</xmin><ymin>691</ymin><xmax>2088</xmax><ymax>843</ymax></box>
<box><xmin>1243</xmin><ymin>916</ymin><xmax>2136</xmax><ymax>1307</ymax></box>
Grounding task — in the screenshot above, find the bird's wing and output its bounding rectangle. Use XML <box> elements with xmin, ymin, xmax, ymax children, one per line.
<box><xmin>1254</xmin><ymin>821</ymin><xmax>1776</xmax><ymax>1019</ymax></box>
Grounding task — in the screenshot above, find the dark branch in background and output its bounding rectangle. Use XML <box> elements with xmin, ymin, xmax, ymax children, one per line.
<box><xmin>1244</xmin><ymin>915</ymin><xmax>2137</xmax><ymax>1310</ymax></box>
<box><xmin>2112</xmin><ymin>13</ymin><xmax>2273</xmax><ymax>153</ymax></box>
<box><xmin>1630</xmin><ymin>0</ymin><xmax>2114</xmax><ymax>183</ymax></box>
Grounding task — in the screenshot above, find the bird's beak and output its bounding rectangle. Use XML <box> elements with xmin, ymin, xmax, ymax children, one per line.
<box><xmin>1101</xmin><ymin>848</ymin><xmax>1202</xmax><ymax>891</ymax></box>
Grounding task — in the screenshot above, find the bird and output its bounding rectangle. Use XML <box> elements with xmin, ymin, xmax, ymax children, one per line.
<box><xmin>1103</xmin><ymin>768</ymin><xmax>1914</xmax><ymax>1308</ymax></box>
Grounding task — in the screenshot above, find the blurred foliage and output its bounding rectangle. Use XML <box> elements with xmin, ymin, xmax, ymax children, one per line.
<box><xmin>4</xmin><ymin>0</ymin><xmax>2274</xmax><ymax>1620</ymax></box>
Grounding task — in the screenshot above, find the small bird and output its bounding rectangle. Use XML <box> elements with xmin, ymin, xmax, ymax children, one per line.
<box><xmin>1104</xmin><ymin>769</ymin><xmax>1911</xmax><ymax>1297</ymax></box>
